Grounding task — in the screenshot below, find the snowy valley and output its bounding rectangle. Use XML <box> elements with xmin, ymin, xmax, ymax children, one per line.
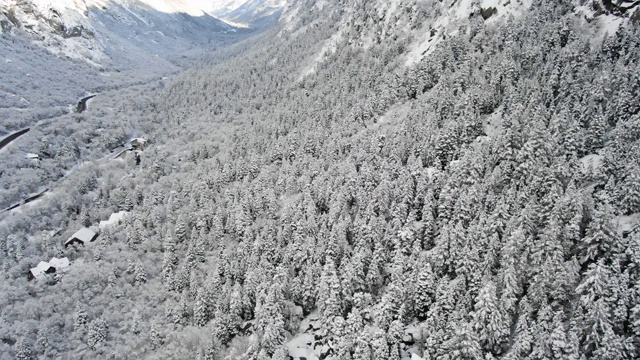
<box><xmin>1</xmin><ymin>0</ymin><xmax>640</xmax><ymax>359</ymax></box>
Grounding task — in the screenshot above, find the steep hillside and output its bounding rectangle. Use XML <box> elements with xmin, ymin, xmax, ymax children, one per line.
<box><xmin>0</xmin><ymin>0</ymin><xmax>639</xmax><ymax>359</ymax></box>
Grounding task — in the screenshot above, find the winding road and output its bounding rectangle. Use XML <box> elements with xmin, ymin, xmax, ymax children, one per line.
<box><xmin>76</xmin><ymin>94</ymin><xmax>97</xmax><ymax>113</ymax></box>
<box><xmin>0</xmin><ymin>127</ymin><xmax>30</xmax><ymax>152</ymax></box>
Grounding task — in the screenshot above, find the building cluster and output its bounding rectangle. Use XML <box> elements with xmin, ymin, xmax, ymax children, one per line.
<box><xmin>28</xmin><ymin>211</ymin><xmax>129</xmax><ymax>281</ymax></box>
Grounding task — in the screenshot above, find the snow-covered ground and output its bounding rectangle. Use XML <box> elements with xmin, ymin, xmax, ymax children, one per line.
<box><xmin>406</xmin><ymin>0</ymin><xmax>533</xmax><ymax>66</ymax></box>
<box><xmin>285</xmin><ymin>313</ymin><xmax>428</xmax><ymax>360</ymax></box>
<box><xmin>298</xmin><ymin>28</ymin><xmax>343</xmax><ymax>79</ymax></box>
<box><xmin>574</xmin><ymin>4</ymin><xmax>625</xmax><ymax>44</ymax></box>
<box><xmin>579</xmin><ymin>154</ymin><xmax>604</xmax><ymax>173</ymax></box>
<box><xmin>616</xmin><ymin>213</ymin><xmax>640</xmax><ymax>236</ymax></box>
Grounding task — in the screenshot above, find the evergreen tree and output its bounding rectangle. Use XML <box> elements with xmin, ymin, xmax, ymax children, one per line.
<box><xmin>14</xmin><ymin>338</ymin><xmax>32</xmax><ymax>360</ymax></box>
<box><xmin>621</xmin><ymin>166</ymin><xmax>640</xmax><ymax>215</ymax></box>
<box><xmin>175</xmin><ymin>216</ymin><xmax>189</xmax><ymax>243</ymax></box>
<box><xmin>472</xmin><ymin>280</ymin><xmax>508</xmax><ymax>353</ymax></box>
<box><xmin>581</xmin><ymin>203</ymin><xmax>622</xmax><ymax>264</ymax></box>
<box><xmin>87</xmin><ymin>318</ymin><xmax>108</xmax><ymax>350</ymax></box>
<box><xmin>261</xmin><ymin>313</ymin><xmax>285</xmax><ymax>356</ymax></box>
<box><xmin>74</xmin><ymin>305</ymin><xmax>89</xmax><ymax>331</ymax></box>
<box><xmin>370</xmin><ymin>327</ymin><xmax>389</xmax><ymax>360</ymax></box>
<box><xmin>150</xmin><ymin>325</ymin><xmax>163</xmax><ymax>350</ymax></box>
<box><xmin>194</xmin><ymin>289</ymin><xmax>210</xmax><ymax>327</ymax></box>
<box><xmin>134</xmin><ymin>261</ymin><xmax>147</xmax><ymax>285</ymax></box>
<box><xmin>319</xmin><ymin>257</ymin><xmax>343</xmax><ymax>319</ymax></box>
<box><xmin>37</xmin><ymin>327</ymin><xmax>50</xmax><ymax>354</ymax></box>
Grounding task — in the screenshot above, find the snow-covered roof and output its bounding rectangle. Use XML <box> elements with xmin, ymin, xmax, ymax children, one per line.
<box><xmin>29</xmin><ymin>257</ymin><xmax>70</xmax><ymax>280</ymax></box>
<box><xmin>411</xmin><ymin>353</ymin><xmax>424</xmax><ymax>360</ymax></box>
<box><xmin>65</xmin><ymin>227</ymin><xmax>97</xmax><ymax>246</ymax></box>
<box><xmin>99</xmin><ymin>211</ymin><xmax>128</xmax><ymax>229</ymax></box>
<box><xmin>26</xmin><ymin>153</ymin><xmax>40</xmax><ymax>159</ymax></box>
<box><xmin>49</xmin><ymin>257</ymin><xmax>70</xmax><ymax>269</ymax></box>
<box><xmin>111</xmin><ymin>146</ymin><xmax>132</xmax><ymax>159</ymax></box>
<box><xmin>30</xmin><ymin>261</ymin><xmax>53</xmax><ymax>280</ymax></box>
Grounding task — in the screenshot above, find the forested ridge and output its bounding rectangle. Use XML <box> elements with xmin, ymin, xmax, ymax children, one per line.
<box><xmin>1</xmin><ymin>0</ymin><xmax>640</xmax><ymax>359</ymax></box>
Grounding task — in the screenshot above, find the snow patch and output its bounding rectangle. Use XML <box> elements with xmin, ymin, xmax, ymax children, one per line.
<box><xmin>579</xmin><ymin>154</ymin><xmax>603</xmax><ymax>172</ymax></box>
<box><xmin>280</xmin><ymin>3</ymin><xmax>299</xmax><ymax>32</ymax></box>
<box><xmin>615</xmin><ymin>213</ymin><xmax>640</xmax><ymax>237</ymax></box>
<box><xmin>89</xmin><ymin>0</ymin><xmax>210</xmax><ymax>17</ymax></box>
<box><xmin>574</xmin><ymin>4</ymin><xmax>625</xmax><ymax>44</ymax></box>
<box><xmin>314</xmin><ymin>0</ymin><xmax>327</xmax><ymax>11</ymax></box>
<box><xmin>286</xmin><ymin>335</ymin><xmax>319</xmax><ymax>360</ymax></box>
<box><xmin>426</xmin><ymin>167</ymin><xmax>438</xmax><ymax>180</ymax></box>
<box><xmin>299</xmin><ymin>29</ymin><xmax>343</xmax><ymax>79</ymax></box>
<box><xmin>405</xmin><ymin>0</ymin><xmax>533</xmax><ymax>66</ymax></box>
<box><xmin>99</xmin><ymin>211</ymin><xmax>129</xmax><ymax>229</ymax></box>
<box><xmin>484</xmin><ymin>107</ymin><xmax>503</xmax><ymax>138</ymax></box>
<box><xmin>598</xmin><ymin>14</ymin><xmax>624</xmax><ymax>36</ymax></box>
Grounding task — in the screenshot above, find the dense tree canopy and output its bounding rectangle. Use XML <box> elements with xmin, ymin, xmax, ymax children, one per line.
<box><xmin>1</xmin><ymin>0</ymin><xmax>639</xmax><ymax>359</ymax></box>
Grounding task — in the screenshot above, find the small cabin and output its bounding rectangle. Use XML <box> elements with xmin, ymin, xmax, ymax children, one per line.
<box><xmin>28</xmin><ymin>257</ymin><xmax>70</xmax><ymax>281</ymax></box>
<box><xmin>130</xmin><ymin>138</ymin><xmax>148</xmax><ymax>151</ymax></box>
<box><xmin>49</xmin><ymin>257</ymin><xmax>70</xmax><ymax>270</ymax></box>
<box><xmin>28</xmin><ymin>261</ymin><xmax>55</xmax><ymax>281</ymax></box>
<box><xmin>65</xmin><ymin>228</ymin><xmax>98</xmax><ymax>248</ymax></box>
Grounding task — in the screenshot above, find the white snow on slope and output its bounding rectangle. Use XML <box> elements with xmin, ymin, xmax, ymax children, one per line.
<box><xmin>405</xmin><ymin>0</ymin><xmax>533</xmax><ymax>66</ymax></box>
<box><xmin>574</xmin><ymin>4</ymin><xmax>625</xmax><ymax>44</ymax></box>
<box><xmin>299</xmin><ymin>28</ymin><xmax>343</xmax><ymax>79</ymax></box>
<box><xmin>616</xmin><ymin>213</ymin><xmax>640</xmax><ymax>236</ymax></box>
<box><xmin>2</xmin><ymin>0</ymin><xmax>214</xmax><ymax>16</ymax></box>
<box><xmin>0</xmin><ymin>0</ymin><xmax>236</xmax><ymax>66</ymax></box>
<box><xmin>99</xmin><ymin>211</ymin><xmax>129</xmax><ymax>229</ymax></box>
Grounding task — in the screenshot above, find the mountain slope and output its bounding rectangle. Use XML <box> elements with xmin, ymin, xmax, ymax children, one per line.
<box><xmin>0</xmin><ymin>0</ymin><xmax>639</xmax><ymax>359</ymax></box>
<box><xmin>0</xmin><ymin>0</ymin><xmax>238</xmax><ymax>64</ymax></box>
<box><xmin>213</xmin><ymin>0</ymin><xmax>287</xmax><ymax>27</ymax></box>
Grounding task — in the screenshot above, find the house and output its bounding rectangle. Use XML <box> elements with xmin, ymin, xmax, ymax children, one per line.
<box><xmin>65</xmin><ymin>227</ymin><xmax>98</xmax><ymax>247</ymax></box>
<box><xmin>28</xmin><ymin>261</ymin><xmax>55</xmax><ymax>281</ymax></box>
<box><xmin>110</xmin><ymin>138</ymin><xmax>148</xmax><ymax>161</ymax></box>
<box><xmin>26</xmin><ymin>153</ymin><xmax>40</xmax><ymax>161</ymax></box>
<box><xmin>130</xmin><ymin>137</ymin><xmax>148</xmax><ymax>150</ymax></box>
<box><xmin>28</xmin><ymin>257</ymin><xmax>70</xmax><ymax>281</ymax></box>
<box><xmin>99</xmin><ymin>211</ymin><xmax>128</xmax><ymax>229</ymax></box>
<box><xmin>49</xmin><ymin>257</ymin><xmax>70</xmax><ymax>270</ymax></box>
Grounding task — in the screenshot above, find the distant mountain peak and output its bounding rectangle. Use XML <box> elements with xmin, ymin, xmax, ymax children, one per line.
<box><xmin>0</xmin><ymin>0</ymin><xmax>239</xmax><ymax>65</ymax></box>
<box><xmin>211</xmin><ymin>0</ymin><xmax>287</xmax><ymax>27</ymax></box>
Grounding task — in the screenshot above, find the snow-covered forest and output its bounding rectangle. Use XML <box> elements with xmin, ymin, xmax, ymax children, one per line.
<box><xmin>1</xmin><ymin>0</ymin><xmax>640</xmax><ymax>359</ymax></box>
